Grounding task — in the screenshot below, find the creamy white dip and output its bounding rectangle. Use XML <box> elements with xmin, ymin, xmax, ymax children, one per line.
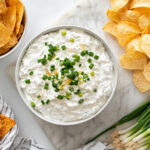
<box><xmin>19</xmin><ymin>29</ymin><xmax>114</xmax><ymax>123</ymax></box>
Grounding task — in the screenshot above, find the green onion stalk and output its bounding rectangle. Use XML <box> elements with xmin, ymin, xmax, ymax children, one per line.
<box><xmin>86</xmin><ymin>100</ymin><xmax>150</xmax><ymax>150</ymax></box>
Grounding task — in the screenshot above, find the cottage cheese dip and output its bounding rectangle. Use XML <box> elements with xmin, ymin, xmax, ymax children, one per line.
<box><xmin>19</xmin><ymin>29</ymin><xmax>114</xmax><ymax>123</ymax></box>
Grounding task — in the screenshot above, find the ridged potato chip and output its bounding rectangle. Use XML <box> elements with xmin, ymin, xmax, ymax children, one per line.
<box><xmin>121</xmin><ymin>10</ymin><xmax>141</xmax><ymax>24</ymax></box>
<box><xmin>107</xmin><ymin>9</ymin><xmax>120</xmax><ymax>22</ymax></box>
<box><xmin>15</xmin><ymin>1</ymin><xmax>24</xmax><ymax>35</ymax></box>
<box><xmin>0</xmin><ymin>34</ymin><xmax>17</xmax><ymax>55</ymax></box>
<box><xmin>0</xmin><ymin>114</ymin><xmax>16</xmax><ymax>140</ymax></box>
<box><xmin>120</xmin><ymin>51</ymin><xmax>148</xmax><ymax>70</ymax></box>
<box><xmin>2</xmin><ymin>6</ymin><xmax>16</xmax><ymax>35</ymax></box>
<box><xmin>103</xmin><ymin>21</ymin><xmax>118</xmax><ymax>37</ymax></box>
<box><xmin>142</xmin><ymin>24</ymin><xmax>150</xmax><ymax>34</ymax></box>
<box><xmin>5</xmin><ymin>0</ymin><xmax>19</xmax><ymax>6</ymax></box>
<box><xmin>138</xmin><ymin>15</ymin><xmax>150</xmax><ymax>30</ymax></box>
<box><xmin>126</xmin><ymin>36</ymin><xmax>142</xmax><ymax>53</ymax></box>
<box><xmin>0</xmin><ymin>0</ymin><xmax>7</xmax><ymax>14</ymax></box>
<box><xmin>133</xmin><ymin>70</ymin><xmax>150</xmax><ymax>92</ymax></box>
<box><xmin>110</xmin><ymin>0</ymin><xmax>129</xmax><ymax>12</ymax></box>
<box><xmin>143</xmin><ymin>61</ymin><xmax>150</xmax><ymax>82</ymax></box>
<box><xmin>116</xmin><ymin>21</ymin><xmax>141</xmax><ymax>46</ymax></box>
<box><xmin>130</xmin><ymin>0</ymin><xmax>150</xmax><ymax>9</ymax></box>
<box><xmin>0</xmin><ymin>22</ymin><xmax>10</xmax><ymax>48</ymax></box>
<box><xmin>140</xmin><ymin>34</ymin><xmax>150</xmax><ymax>58</ymax></box>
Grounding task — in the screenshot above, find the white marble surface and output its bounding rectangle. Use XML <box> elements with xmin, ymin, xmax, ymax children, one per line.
<box><xmin>6</xmin><ymin>0</ymin><xmax>150</xmax><ymax>150</ymax></box>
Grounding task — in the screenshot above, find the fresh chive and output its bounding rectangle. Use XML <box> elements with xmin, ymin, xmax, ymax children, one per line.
<box><xmin>61</xmin><ymin>45</ymin><xmax>67</xmax><ymax>50</ymax></box>
<box><xmin>29</xmin><ymin>71</ymin><xmax>33</xmax><ymax>76</ymax></box>
<box><xmin>79</xmin><ymin>99</ymin><xmax>84</xmax><ymax>104</ymax></box>
<box><xmin>45</xmin><ymin>42</ymin><xmax>48</xmax><ymax>46</ymax></box>
<box><xmin>79</xmin><ymin>92</ymin><xmax>83</xmax><ymax>97</ymax></box>
<box><xmin>94</xmin><ymin>55</ymin><xmax>99</xmax><ymax>60</ymax></box>
<box><xmin>61</xmin><ymin>75</ymin><xmax>65</xmax><ymax>79</ymax></box>
<box><xmin>55</xmin><ymin>88</ymin><xmax>59</xmax><ymax>92</ymax></box>
<box><xmin>94</xmin><ymin>88</ymin><xmax>97</xmax><ymax>92</ymax></box>
<box><xmin>56</xmin><ymin>57</ymin><xmax>60</xmax><ymax>60</ymax></box>
<box><xmin>41</xmin><ymin>100</ymin><xmax>45</xmax><ymax>105</ymax></box>
<box><xmin>30</xmin><ymin>101</ymin><xmax>35</xmax><ymax>107</ymax></box>
<box><xmin>61</xmin><ymin>30</ymin><xmax>67</xmax><ymax>36</ymax></box>
<box><xmin>72</xmin><ymin>54</ymin><xmax>80</xmax><ymax>62</ymax></box>
<box><xmin>44</xmin><ymin>83</ymin><xmax>49</xmax><ymax>90</ymax></box>
<box><xmin>90</xmin><ymin>72</ymin><xmax>95</xmax><ymax>76</ymax></box>
<box><xmin>70</xmin><ymin>38</ymin><xmax>75</xmax><ymax>42</ymax></box>
<box><xmin>88</xmin><ymin>52</ymin><xmax>94</xmax><ymax>57</ymax></box>
<box><xmin>48</xmin><ymin>76</ymin><xmax>51</xmax><ymax>80</ymax></box>
<box><xmin>42</xmin><ymin>75</ymin><xmax>48</xmax><ymax>80</ymax></box>
<box><xmin>46</xmin><ymin>99</ymin><xmax>50</xmax><ymax>104</ymax></box>
<box><xmin>25</xmin><ymin>79</ymin><xmax>31</xmax><ymax>84</ymax></box>
<box><xmin>50</xmin><ymin>65</ymin><xmax>55</xmax><ymax>72</ymax></box>
<box><xmin>69</xmin><ymin>87</ymin><xmax>74</xmax><ymax>92</ymax></box>
<box><xmin>87</xmin><ymin>58</ymin><xmax>92</xmax><ymax>63</ymax></box>
<box><xmin>89</xmin><ymin>63</ymin><xmax>94</xmax><ymax>69</ymax></box>
<box><xmin>57</xmin><ymin>95</ymin><xmax>64</xmax><ymax>99</ymax></box>
<box><xmin>58</xmin><ymin>80</ymin><xmax>63</xmax><ymax>85</ymax></box>
<box><xmin>37</xmin><ymin>95</ymin><xmax>41</xmax><ymax>99</ymax></box>
<box><xmin>79</xmin><ymin>64</ymin><xmax>82</xmax><ymax>67</ymax></box>
<box><xmin>81</xmin><ymin>50</ymin><xmax>88</xmax><ymax>56</ymax></box>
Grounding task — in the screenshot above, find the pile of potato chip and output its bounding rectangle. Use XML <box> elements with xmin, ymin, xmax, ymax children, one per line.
<box><xmin>103</xmin><ymin>0</ymin><xmax>150</xmax><ymax>93</ymax></box>
<box><xmin>0</xmin><ymin>0</ymin><xmax>24</xmax><ymax>55</ymax></box>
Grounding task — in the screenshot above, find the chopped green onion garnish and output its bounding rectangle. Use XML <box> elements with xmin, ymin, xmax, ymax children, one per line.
<box><xmin>61</xmin><ymin>75</ymin><xmax>65</xmax><ymax>79</ymax></box>
<box><xmin>88</xmin><ymin>52</ymin><xmax>94</xmax><ymax>57</ymax></box>
<box><xmin>69</xmin><ymin>87</ymin><xmax>74</xmax><ymax>92</ymax></box>
<box><xmin>81</xmin><ymin>50</ymin><xmax>88</xmax><ymax>56</ymax></box>
<box><xmin>42</xmin><ymin>75</ymin><xmax>48</xmax><ymax>80</ymax></box>
<box><xmin>58</xmin><ymin>80</ymin><xmax>63</xmax><ymax>85</ymax></box>
<box><xmin>48</xmin><ymin>76</ymin><xmax>51</xmax><ymax>80</ymax></box>
<box><xmin>79</xmin><ymin>64</ymin><xmax>82</xmax><ymax>67</ymax></box>
<box><xmin>41</xmin><ymin>100</ymin><xmax>45</xmax><ymax>105</ymax></box>
<box><xmin>46</xmin><ymin>99</ymin><xmax>50</xmax><ymax>104</ymax></box>
<box><xmin>79</xmin><ymin>92</ymin><xmax>83</xmax><ymax>97</ymax></box>
<box><xmin>30</xmin><ymin>101</ymin><xmax>35</xmax><ymax>107</ymax></box>
<box><xmin>79</xmin><ymin>99</ymin><xmax>84</xmax><ymax>104</ymax></box>
<box><xmin>61</xmin><ymin>45</ymin><xmax>67</xmax><ymax>50</ymax></box>
<box><xmin>45</xmin><ymin>42</ymin><xmax>48</xmax><ymax>46</ymax></box>
<box><xmin>44</xmin><ymin>83</ymin><xmax>49</xmax><ymax>90</ymax></box>
<box><xmin>29</xmin><ymin>71</ymin><xmax>33</xmax><ymax>76</ymax></box>
<box><xmin>94</xmin><ymin>55</ymin><xmax>99</xmax><ymax>60</ymax></box>
<box><xmin>55</xmin><ymin>88</ymin><xmax>59</xmax><ymax>92</ymax></box>
<box><xmin>72</xmin><ymin>54</ymin><xmax>80</xmax><ymax>62</ymax></box>
<box><xmin>50</xmin><ymin>65</ymin><xmax>55</xmax><ymax>72</ymax></box>
<box><xmin>70</xmin><ymin>38</ymin><xmax>75</xmax><ymax>42</ymax></box>
<box><xmin>61</xmin><ymin>30</ymin><xmax>67</xmax><ymax>36</ymax></box>
<box><xmin>25</xmin><ymin>79</ymin><xmax>31</xmax><ymax>84</ymax></box>
<box><xmin>90</xmin><ymin>72</ymin><xmax>95</xmax><ymax>76</ymax></box>
<box><xmin>89</xmin><ymin>63</ymin><xmax>94</xmax><ymax>69</ymax></box>
<box><xmin>56</xmin><ymin>57</ymin><xmax>60</xmax><ymax>60</ymax></box>
<box><xmin>87</xmin><ymin>58</ymin><xmax>92</xmax><ymax>63</ymax></box>
<box><xmin>70</xmin><ymin>80</ymin><xmax>78</xmax><ymax>85</ymax></box>
<box><xmin>37</xmin><ymin>95</ymin><xmax>41</xmax><ymax>99</ymax></box>
<box><xmin>57</xmin><ymin>95</ymin><xmax>64</xmax><ymax>99</ymax></box>
<box><xmin>94</xmin><ymin>88</ymin><xmax>97</xmax><ymax>92</ymax></box>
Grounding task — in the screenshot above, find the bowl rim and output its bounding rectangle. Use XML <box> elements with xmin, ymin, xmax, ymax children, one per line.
<box><xmin>0</xmin><ymin>3</ymin><xmax>28</xmax><ymax>59</ymax></box>
<box><xmin>15</xmin><ymin>25</ymin><xmax>118</xmax><ymax>126</ymax></box>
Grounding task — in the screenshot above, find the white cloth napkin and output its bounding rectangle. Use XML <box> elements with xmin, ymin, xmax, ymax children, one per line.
<box><xmin>0</xmin><ymin>96</ymin><xmax>48</xmax><ymax>150</ymax></box>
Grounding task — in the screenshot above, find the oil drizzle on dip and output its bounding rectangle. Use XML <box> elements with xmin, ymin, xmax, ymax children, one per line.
<box><xmin>19</xmin><ymin>29</ymin><xmax>114</xmax><ymax>123</ymax></box>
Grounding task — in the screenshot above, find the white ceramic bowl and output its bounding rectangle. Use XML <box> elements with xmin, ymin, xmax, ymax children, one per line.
<box><xmin>0</xmin><ymin>4</ymin><xmax>27</xmax><ymax>59</ymax></box>
<box><xmin>15</xmin><ymin>26</ymin><xmax>118</xmax><ymax>126</ymax></box>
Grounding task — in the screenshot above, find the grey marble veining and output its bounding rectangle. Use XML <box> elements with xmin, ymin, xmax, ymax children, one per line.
<box><xmin>7</xmin><ymin>0</ymin><xmax>150</xmax><ymax>150</ymax></box>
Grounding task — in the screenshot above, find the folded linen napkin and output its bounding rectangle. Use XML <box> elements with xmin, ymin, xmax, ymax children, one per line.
<box><xmin>0</xmin><ymin>96</ymin><xmax>47</xmax><ymax>150</ymax></box>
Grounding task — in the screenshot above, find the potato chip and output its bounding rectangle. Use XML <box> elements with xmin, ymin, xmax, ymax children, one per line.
<box><xmin>142</xmin><ymin>24</ymin><xmax>150</xmax><ymax>34</ymax></box>
<box><xmin>140</xmin><ymin>34</ymin><xmax>150</xmax><ymax>58</ymax></box>
<box><xmin>110</xmin><ymin>0</ymin><xmax>129</xmax><ymax>12</ymax></box>
<box><xmin>0</xmin><ymin>0</ymin><xmax>7</xmax><ymax>14</ymax></box>
<box><xmin>133</xmin><ymin>70</ymin><xmax>150</xmax><ymax>92</ymax></box>
<box><xmin>17</xmin><ymin>24</ymin><xmax>23</xmax><ymax>39</ymax></box>
<box><xmin>0</xmin><ymin>22</ymin><xmax>10</xmax><ymax>48</ymax></box>
<box><xmin>107</xmin><ymin>9</ymin><xmax>120</xmax><ymax>22</ymax></box>
<box><xmin>126</xmin><ymin>36</ymin><xmax>142</xmax><ymax>53</ymax></box>
<box><xmin>103</xmin><ymin>21</ymin><xmax>118</xmax><ymax>37</ymax></box>
<box><xmin>2</xmin><ymin>6</ymin><xmax>16</xmax><ymax>35</ymax></box>
<box><xmin>121</xmin><ymin>10</ymin><xmax>141</xmax><ymax>24</ymax></box>
<box><xmin>0</xmin><ymin>114</ymin><xmax>16</xmax><ymax>140</ymax></box>
<box><xmin>5</xmin><ymin>0</ymin><xmax>19</xmax><ymax>6</ymax></box>
<box><xmin>143</xmin><ymin>61</ymin><xmax>150</xmax><ymax>82</ymax></box>
<box><xmin>130</xmin><ymin>0</ymin><xmax>150</xmax><ymax>9</ymax></box>
<box><xmin>135</xmin><ymin>8</ymin><xmax>150</xmax><ymax>16</ymax></box>
<box><xmin>138</xmin><ymin>15</ymin><xmax>150</xmax><ymax>30</ymax></box>
<box><xmin>116</xmin><ymin>21</ymin><xmax>141</xmax><ymax>46</ymax></box>
<box><xmin>0</xmin><ymin>34</ymin><xmax>17</xmax><ymax>55</ymax></box>
<box><xmin>15</xmin><ymin>1</ymin><xmax>24</xmax><ymax>35</ymax></box>
<box><xmin>120</xmin><ymin>51</ymin><xmax>148</xmax><ymax>70</ymax></box>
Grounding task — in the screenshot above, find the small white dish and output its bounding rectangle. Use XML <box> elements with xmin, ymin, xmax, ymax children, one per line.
<box><xmin>15</xmin><ymin>26</ymin><xmax>118</xmax><ymax>126</ymax></box>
